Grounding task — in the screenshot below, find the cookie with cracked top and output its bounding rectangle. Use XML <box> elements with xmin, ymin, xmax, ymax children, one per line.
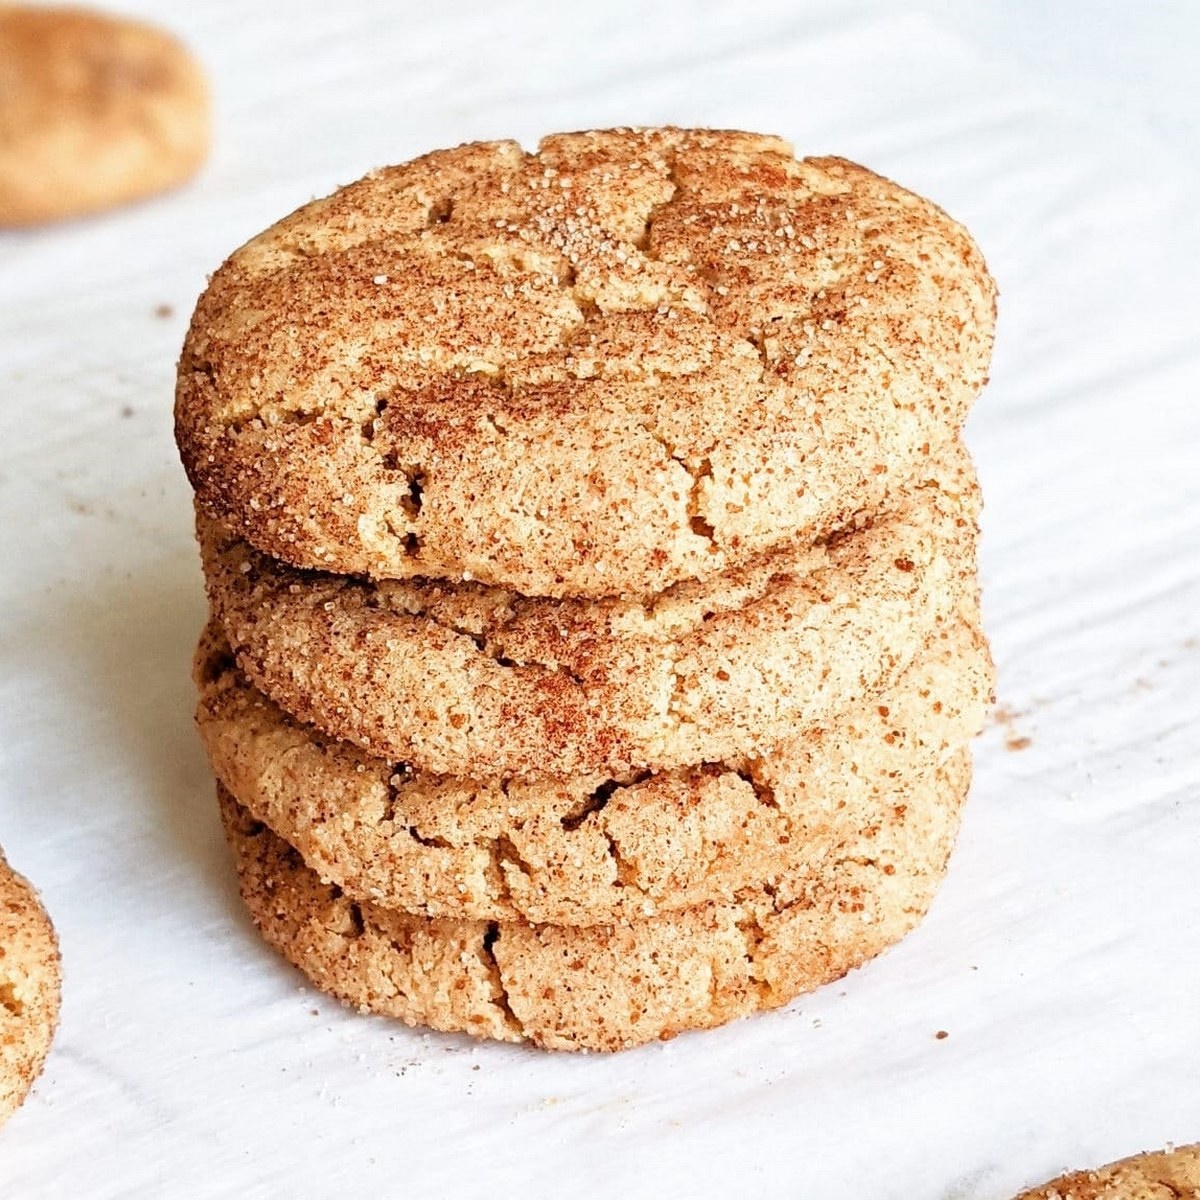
<box><xmin>0</xmin><ymin>6</ymin><xmax>210</xmax><ymax>226</ymax></box>
<box><xmin>195</xmin><ymin>614</ymin><xmax>991</xmax><ymax>925</ymax></box>
<box><xmin>176</xmin><ymin>126</ymin><xmax>995</xmax><ymax>598</ymax></box>
<box><xmin>199</xmin><ymin>439</ymin><xmax>980</xmax><ymax>780</ymax></box>
<box><xmin>0</xmin><ymin>850</ymin><xmax>61</xmax><ymax>1127</ymax></box>
<box><xmin>218</xmin><ymin>749</ymin><xmax>970</xmax><ymax>1052</ymax></box>
<box><xmin>1014</xmin><ymin>1143</ymin><xmax>1200</xmax><ymax>1199</ymax></box>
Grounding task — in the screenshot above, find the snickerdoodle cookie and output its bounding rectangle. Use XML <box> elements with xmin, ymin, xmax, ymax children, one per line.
<box><xmin>0</xmin><ymin>6</ymin><xmax>209</xmax><ymax>226</ymax></box>
<box><xmin>0</xmin><ymin>851</ymin><xmax>61</xmax><ymax>1127</ymax></box>
<box><xmin>177</xmin><ymin>127</ymin><xmax>995</xmax><ymax>597</ymax></box>
<box><xmin>1014</xmin><ymin>1143</ymin><xmax>1200</xmax><ymax>1199</ymax></box>
<box><xmin>200</xmin><ymin>440</ymin><xmax>979</xmax><ymax>780</ymax></box>
<box><xmin>196</xmin><ymin>614</ymin><xmax>991</xmax><ymax>925</ymax></box>
<box><xmin>220</xmin><ymin>750</ymin><xmax>969</xmax><ymax>1052</ymax></box>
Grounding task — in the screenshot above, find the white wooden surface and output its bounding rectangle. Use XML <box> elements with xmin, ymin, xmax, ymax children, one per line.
<box><xmin>2</xmin><ymin>2</ymin><xmax>1198</xmax><ymax>1196</ymax></box>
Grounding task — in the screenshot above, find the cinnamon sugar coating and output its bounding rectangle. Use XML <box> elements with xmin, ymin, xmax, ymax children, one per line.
<box><xmin>177</xmin><ymin>128</ymin><xmax>995</xmax><ymax>597</ymax></box>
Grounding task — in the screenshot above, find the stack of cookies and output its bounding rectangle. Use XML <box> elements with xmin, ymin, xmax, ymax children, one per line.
<box><xmin>176</xmin><ymin>128</ymin><xmax>997</xmax><ymax>1052</ymax></box>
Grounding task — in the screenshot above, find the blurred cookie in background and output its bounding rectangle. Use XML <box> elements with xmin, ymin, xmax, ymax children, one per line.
<box><xmin>1015</xmin><ymin>1143</ymin><xmax>1200</xmax><ymax>1199</ymax></box>
<box><xmin>0</xmin><ymin>5</ymin><xmax>210</xmax><ymax>226</ymax></box>
<box><xmin>0</xmin><ymin>849</ymin><xmax>60</xmax><ymax>1128</ymax></box>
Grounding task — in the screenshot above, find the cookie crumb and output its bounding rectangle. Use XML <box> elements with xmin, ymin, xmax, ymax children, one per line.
<box><xmin>155</xmin><ymin>303</ymin><xmax>174</xmax><ymax>319</ymax></box>
<box><xmin>994</xmin><ymin>705</ymin><xmax>1031</xmax><ymax>751</ymax></box>
<box><xmin>120</xmin><ymin>404</ymin><xmax>135</xmax><ymax>418</ymax></box>
<box><xmin>935</xmin><ymin>1029</ymin><xmax>949</xmax><ymax>1040</ymax></box>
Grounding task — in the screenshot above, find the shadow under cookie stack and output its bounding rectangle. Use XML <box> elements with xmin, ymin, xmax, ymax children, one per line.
<box><xmin>176</xmin><ymin>128</ymin><xmax>996</xmax><ymax>1052</ymax></box>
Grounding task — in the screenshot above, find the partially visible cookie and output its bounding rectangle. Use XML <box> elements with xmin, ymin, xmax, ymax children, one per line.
<box><xmin>201</xmin><ymin>440</ymin><xmax>979</xmax><ymax>780</ymax></box>
<box><xmin>0</xmin><ymin>6</ymin><xmax>210</xmax><ymax>226</ymax></box>
<box><xmin>176</xmin><ymin>127</ymin><xmax>995</xmax><ymax>597</ymax></box>
<box><xmin>0</xmin><ymin>851</ymin><xmax>61</xmax><ymax>1127</ymax></box>
<box><xmin>196</xmin><ymin>614</ymin><xmax>991</xmax><ymax>924</ymax></box>
<box><xmin>219</xmin><ymin>750</ymin><xmax>969</xmax><ymax>1052</ymax></box>
<box><xmin>1015</xmin><ymin>1144</ymin><xmax>1200</xmax><ymax>1199</ymax></box>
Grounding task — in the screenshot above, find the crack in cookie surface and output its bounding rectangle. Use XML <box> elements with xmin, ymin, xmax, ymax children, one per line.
<box><xmin>196</xmin><ymin>612</ymin><xmax>992</xmax><ymax>925</ymax></box>
<box><xmin>218</xmin><ymin>752</ymin><xmax>970</xmax><ymax>1051</ymax></box>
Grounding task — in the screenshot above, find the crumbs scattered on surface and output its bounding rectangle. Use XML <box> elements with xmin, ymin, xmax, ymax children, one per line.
<box><xmin>155</xmin><ymin>303</ymin><xmax>174</xmax><ymax>319</ymax></box>
<box><xmin>68</xmin><ymin>497</ymin><xmax>120</xmax><ymax>519</ymax></box>
<box><xmin>992</xmin><ymin>704</ymin><xmax>1032</xmax><ymax>751</ymax></box>
<box><xmin>935</xmin><ymin>1030</ymin><xmax>949</xmax><ymax>1040</ymax></box>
